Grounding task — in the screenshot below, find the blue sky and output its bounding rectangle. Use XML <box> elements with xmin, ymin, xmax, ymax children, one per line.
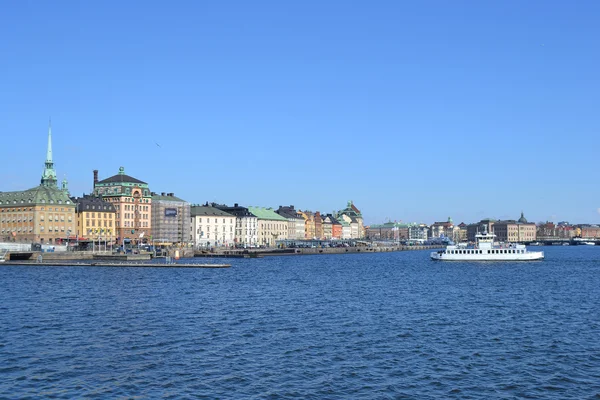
<box><xmin>1</xmin><ymin>1</ymin><xmax>599</xmax><ymax>225</ymax></box>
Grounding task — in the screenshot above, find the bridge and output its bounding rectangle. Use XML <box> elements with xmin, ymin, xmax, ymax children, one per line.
<box><xmin>531</xmin><ymin>237</ymin><xmax>599</xmax><ymax>245</ymax></box>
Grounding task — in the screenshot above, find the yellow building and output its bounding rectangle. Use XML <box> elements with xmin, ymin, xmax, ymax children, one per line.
<box><xmin>299</xmin><ymin>210</ymin><xmax>315</xmax><ymax>239</ymax></box>
<box><xmin>74</xmin><ymin>196</ymin><xmax>117</xmax><ymax>245</ymax></box>
<box><xmin>0</xmin><ymin>125</ymin><xmax>76</xmax><ymax>245</ymax></box>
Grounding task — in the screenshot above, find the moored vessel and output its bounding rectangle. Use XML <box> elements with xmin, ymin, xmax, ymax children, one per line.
<box><xmin>431</xmin><ymin>231</ymin><xmax>544</xmax><ymax>261</ymax></box>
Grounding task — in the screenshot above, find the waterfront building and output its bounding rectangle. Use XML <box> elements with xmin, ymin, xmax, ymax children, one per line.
<box><xmin>214</xmin><ymin>203</ymin><xmax>258</xmax><ymax>247</ymax></box>
<box><xmin>578</xmin><ymin>224</ymin><xmax>600</xmax><ymax>239</ymax></box>
<box><xmin>299</xmin><ymin>210</ymin><xmax>316</xmax><ymax>239</ymax></box>
<box><xmin>93</xmin><ymin>167</ymin><xmax>152</xmax><ymax>246</ymax></box>
<box><xmin>430</xmin><ymin>217</ymin><xmax>454</xmax><ymax>239</ymax></box>
<box><xmin>491</xmin><ymin>212</ymin><xmax>537</xmax><ymax>243</ymax></box>
<box><xmin>248</xmin><ymin>207</ymin><xmax>288</xmax><ymax>247</ymax></box>
<box><xmin>275</xmin><ymin>205</ymin><xmax>305</xmax><ymax>240</ymax></box>
<box><xmin>314</xmin><ymin>211</ymin><xmax>323</xmax><ymax>240</ymax></box>
<box><xmin>408</xmin><ymin>223</ymin><xmax>429</xmax><ymax>241</ymax></box>
<box><xmin>72</xmin><ymin>196</ymin><xmax>116</xmax><ymax>245</ymax></box>
<box><xmin>191</xmin><ymin>204</ymin><xmax>236</xmax><ymax>248</ymax></box>
<box><xmin>336</xmin><ymin>201</ymin><xmax>364</xmax><ymax>238</ymax></box>
<box><xmin>453</xmin><ymin>222</ymin><xmax>468</xmax><ymax>243</ymax></box>
<box><xmin>467</xmin><ymin>219</ymin><xmax>495</xmax><ymax>242</ymax></box>
<box><xmin>340</xmin><ymin>218</ymin><xmax>352</xmax><ymax>239</ymax></box>
<box><xmin>0</xmin><ymin>124</ymin><xmax>75</xmax><ymax>244</ymax></box>
<box><xmin>556</xmin><ymin>223</ymin><xmax>575</xmax><ymax>239</ymax></box>
<box><xmin>330</xmin><ymin>216</ymin><xmax>342</xmax><ymax>239</ymax></box>
<box><xmin>151</xmin><ymin>192</ymin><xmax>191</xmax><ymax>245</ymax></box>
<box><xmin>322</xmin><ymin>215</ymin><xmax>333</xmax><ymax>239</ymax></box>
<box><xmin>366</xmin><ymin>222</ymin><xmax>409</xmax><ymax>241</ymax></box>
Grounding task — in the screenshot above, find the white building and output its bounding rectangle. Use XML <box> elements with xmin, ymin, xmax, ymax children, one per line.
<box><xmin>191</xmin><ymin>205</ymin><xmax>236</xmax><ymax>248</ymax></box>
<box><xmin>214</xmin><ymin>203</ymin><xmax>258</xmax><ymax>247</ymax></box>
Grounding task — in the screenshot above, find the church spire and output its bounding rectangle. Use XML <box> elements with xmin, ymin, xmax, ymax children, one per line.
<box><xmin>46</xmin><ymin>119</ymin><xmax>53</xmax><ymax>163</ymax></box>
<box><xmin>41</xmin><ymin>120</ymin><xmax>58</xmax><ymax>187</ymax></box>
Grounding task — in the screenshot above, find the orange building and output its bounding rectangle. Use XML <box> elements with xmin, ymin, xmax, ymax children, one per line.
<box><xmin>93</xmin><ymin>168</ymin><xmax>152</xmax><ymax>245</ymax></box>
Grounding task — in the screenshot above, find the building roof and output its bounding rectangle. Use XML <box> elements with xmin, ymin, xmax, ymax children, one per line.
<box><xmin>248</xmin><ymin>206</ymin><xmax>288</xmax><ymax>221</ymax></box>
<box><xmin>96</xmin><ymin>167</ymin><xmax>147</xmax><ymax>185</ymax></box>
<box><xmin>0</xmin><ymin>185</ymin><xmax>73</xmax><ymax>206</ymax></box>
<box><xmin>213</xmin><ymin>203</ymin><xmax>255</xmax><ymax>217</ymax></box>
<box><xmin>191</xmin><ymin>205</ymin><xmax>234</xmax><ymax>218</ymax></box>
<box><xmin>518</xmin><ymin>211</ymin><xmax>528</xmax><ymax>224</ymax></box>
<box><xmin>338</xmin><ymin>200</ymin><xmax>362</xmax><ymax>218</ymax></box>
<box><xmin>151</xmin><ymin>193</ymin><xmax>187</xmax><ymax>202</ymax></box>
<box><xmin>276</xmin><ymin>206</ymin><xmax>303</xmax><ymax>220</ymax></box>
<box><xmin>72</xmin><ymin>196</ymin><xmax>116</xmax><ymax>212</ymax></box>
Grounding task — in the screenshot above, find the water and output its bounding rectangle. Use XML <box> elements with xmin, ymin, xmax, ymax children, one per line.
<box><xmin>1</xmin><ymin>247</ymin><xmax>599</xmax><ymax>399</ymax></box>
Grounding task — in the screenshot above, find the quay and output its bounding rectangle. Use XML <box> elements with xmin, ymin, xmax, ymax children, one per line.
<box><xmin>2</xmin><ymin>261</ymin><xmax>230</xmax><ymax>268</ymax></box>
<box><xmin>195</xmin><ymin>244</ymin><xmax>442</xmax><ymax>258</ymax></box>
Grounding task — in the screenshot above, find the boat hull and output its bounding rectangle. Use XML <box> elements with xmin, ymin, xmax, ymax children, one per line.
<box><xmin>430</xmin><ymin>251</ymin><xmax>544</xmax><ymax>261</ymax></box>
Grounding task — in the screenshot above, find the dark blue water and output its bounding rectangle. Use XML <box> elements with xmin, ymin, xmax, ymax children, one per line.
<box><xmin>1</xmin><ymin>247</ymin><xmax>599</xmax><ymax>399</ymax></box>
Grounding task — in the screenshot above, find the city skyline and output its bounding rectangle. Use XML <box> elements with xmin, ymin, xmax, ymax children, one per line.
<box><xmin>1</xmin><ymin>1</ymin><xmax>599</xmax><ymax>224</ymax></box>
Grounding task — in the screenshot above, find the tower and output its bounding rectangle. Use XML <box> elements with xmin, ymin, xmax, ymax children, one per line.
<box><xmin>40</xmin><ymin>121</ymin><xmax>58</xmax><ymax>188</ymax></box>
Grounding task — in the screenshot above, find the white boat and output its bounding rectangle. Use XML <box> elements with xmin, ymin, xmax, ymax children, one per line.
<box><xmin>580</xmin><ymin>242</ymin><xmax>596</xmax><ymax>246</ymax></box>
<box><xmin>431</xmin><ymin>231</ymin><xmax>544</xmax><ymax>261</ymax></box>
<box><xmin>0</xmin><ymin>250</ymin><xmax>6</xmax><ymax>263</ymax></box>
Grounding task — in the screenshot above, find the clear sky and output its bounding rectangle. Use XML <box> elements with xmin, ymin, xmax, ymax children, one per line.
<box><xmin>1</xmin><ymin>1</ymin><xmax>599</xmax><ymax>225</ymax></box>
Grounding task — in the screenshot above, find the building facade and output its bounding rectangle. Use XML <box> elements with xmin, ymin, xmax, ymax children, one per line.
<box><xmin>73</xmin><ymin>196</ymin><xmax>116</xmax><ymax>245</ymax></box>
<box><xmin>93</xmin><ymin>167</ymin><xmax>152</xmax><ymax>245</ymax></box>
<box><xmin>275</xmin><ymin>205</ymin><xmax>305</xmax><ymax>240</ymax></box>
<box><xmin>579</xmin><ymin>224</ymin><xmax>600</xmax><ymax>239</ymax></box>
<box><xmin>151</xmin><ymin>192</ymin><xmax>191</xmax><ymax>245</ymax></box>
<box><xmin>337</xmin><ymin>201</ymin><xmax>364</xmax><ymax>239</ymax></box>
<box><xmin>299</xmin><ymin>210</ymin><xmax>315</xmax><ymax>239</ymax></box>
<box><xmin>314</xmin><ymin>211</ymin><xmax>323</xmax><ymax>240</ymax></box>
<box><xmin>0</xmin><ymin>125</ymin><xmax>76</xmax><ymax>244</ymax></box>
<box><xmin>430</xmin><ymin>217</ymin><xmax>454</xmax><ymax>239</ymax></box>
<box><xmin>467</xmin><ymin>219</ymin><xmax>495</xmax><ymax>242</ymax></box>
<box><xmin>322</xmin><ymin>216</ymin><xmax>333</xmax><ymax>239</ymax></box>
<box><xmin>214</xmin><ymin>203</ymin><xmax>258</xmax><ymax>247</ymax></box>
<box><xmin>408</xmin><ymin>223</ymin><xmax>429</xmax><ymax>241</ymax></box>
<box><xmin>248</xmin><ymin>207</ymin><xmax>288</xmax><ymax>247</ymax></box>
<box><xmin>492</xmin><ymin>213</ymin><xmax>536</xmax><ymax>243</ymax></box>
<box><xmin>366</xmin><ymin>222</ymin><xmax>409</xmax><ymax>241</ymax></box>
<box><xmin>191</xmin><ymin>205</ymin><xmax>236</xmax><ymax>248</ymax></box>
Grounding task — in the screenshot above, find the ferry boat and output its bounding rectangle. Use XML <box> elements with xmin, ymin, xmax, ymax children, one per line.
<box><xmin>430</xmin><ymin>231</ymin><xmax>544</xmax><ymax>261</ymax></box>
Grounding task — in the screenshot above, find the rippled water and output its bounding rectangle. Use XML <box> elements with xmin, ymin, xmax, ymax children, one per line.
<box><xmin>1</xmin><ymin>247</ymin><xmax>599</xmax><ymax>399</ymax></box>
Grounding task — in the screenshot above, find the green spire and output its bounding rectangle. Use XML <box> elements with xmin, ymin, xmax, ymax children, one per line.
<box><xmin>46</xmin><ymin>120</ymin><xmax>53</xmax><ymax>163</ymax></box>
<box><xmin>41</xmin><ymin>120</ymin><xmax>58</xmax><ymax>187</ymax></box>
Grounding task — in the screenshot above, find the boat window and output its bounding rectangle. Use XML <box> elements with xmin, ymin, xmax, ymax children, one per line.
<box><xmin>487</xmin><ymin>250</ymin><xmax>490</xmax><ymax>254</ymax></box>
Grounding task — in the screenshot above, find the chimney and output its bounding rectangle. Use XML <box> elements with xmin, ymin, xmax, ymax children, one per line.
<box><xmin>234</xmin><ymin>203</ymin><xmax>238</xmax><ymax>207</ymax></box>
<box><xmin>161</xmin><ymin>192</ymin><xmax>166</xmax><ymax>196</ymax></box>
<box><xmin>93</xmin><ymin>170</ymin><xmax>98</xmax><ymax>186</ymax></box>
